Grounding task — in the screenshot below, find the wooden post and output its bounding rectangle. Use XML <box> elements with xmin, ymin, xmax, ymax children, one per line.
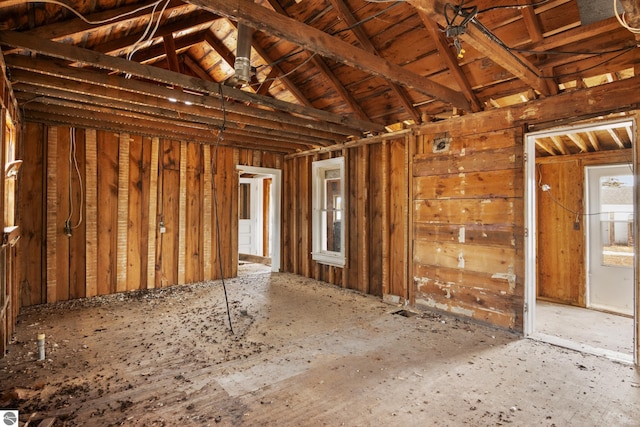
<box><xmin>381</xmin><ymin>140</ymin><xmax>389</xmax><ymax>296</ymax></box>
<box><xmin>147</xmin><ymin>137</ymin><xmax>159</xmax><ymax>288</ymax></box>
<box><xmin>358</xmin><ymin>145</ymin><xmax>369</xmax><ymax>293</ymax></box>
<box><xmin>178</xmin><ymin>142</ymin><xmax>187</xmax><ymax>285</ymax></box>
<box><xmin>406</xmin><ymin>132</ymin><xmax>414</xmax><ymax>305</ymax></box>
<box><xmin>341</xmin><ymin>147</ymin><xmax>348</xmax><ymax>287</ymax></box>
<box><xmin>203</xmin><ymin>145</ymin><xmax>212</xmax><ymax>280</ymax></box>
<box><xmin>116</xmin><ymin>133</ymin><xmax>130</xmax><ymax>293</ymax></box>
<box><xmin>85</xmin><ymin>129</ymin><xmax>98</xmax><ymax>297</ymax></box>
<box><xmin>46</xmin><ymin>126</ymin><xmax>58</xmax><ymax>303</ymax></box>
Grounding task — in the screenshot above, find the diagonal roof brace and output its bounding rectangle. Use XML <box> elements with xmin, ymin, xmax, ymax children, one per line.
<box><xmin>184</xmin><ymin>0</ymin><xmax>471</xmax><ymax>110</ymax></box>
<box><xmin>409</xmin><ymin>0</ymin><xmax>551</xmax><ymax>97</ymax></box>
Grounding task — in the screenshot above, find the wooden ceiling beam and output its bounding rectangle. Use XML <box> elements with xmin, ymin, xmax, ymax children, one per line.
<box><xmin>586</xmin><ymin>131</ymin><xmax>601</xmax><ymax>151</ymax></box>
<box><xmin>419</xmin><ymin>13</ymin><xmax>482</xmax><ymax>113</ymax></box>
<box><xmin>550</xmin><ymin>135</ymin><xmax>568</xmax><ymax>154</ymax></box>
<box><xmin>328</xmin><ymin>0</ymin><xmax>422</xmax><ymax>122</ymax></box>
<box><xmin>10</xmin><ymin>0</ymin><xmax>192</xmax><ymax>41</ymax></box>
<box><xmin>256</xmin><ymin>67</ymin><xmax>279</xmax><ymax>96</ymax></box>
<box><xmin>608</xmin><ymin>128</ymin><xmax>626</xmax><ymax>148</ymax></box>
<box><xmin>520</xmin><ymin>1</ymin><xmax>544</xmax><ymax>44</ymax></box>
<box><xmin>529</xmin><ymin>17</ymin><xmax>621</xmax><ymax>51</ymax></box>
<box><xmin>182</xmin><ymin>55</ymin><xmax>214</xmax><ymax>81</ymax></box>
<box><xmin>535</xmin><ymin>139</ymin><xmax>557</xmax><ymax>156</ymax></box>
<box><xmin>409</xmin><ymin>0</ymin><xmax>550</xmax><ymax>97</ymax></box>
<box><xmin>91</xmin><ymin>13</ymin><xmax>217</xmax><ymax>56</ymax></box>
<box><xmin>163</xmin><ymin>35</ymin><xmax>182</xmax><ymax>74</ymax></box>
<box><xmin>265</xmin><ymin>0</ymin><xmax>370</xmax><ymax>121</ymax></box>
<box><xmin>566</xmin><ymin>132</ymin><xmax>589</xmax><ymax>152</ymax></box>
<box><xmin>185</xmin><ymin>0</ymin><xmax>470</xmax><ymax>110</ymax></box>
<box><xmin>21</xmin><ymin>101</ymin><xmax>311</xmax><ymax>153</ymax></box>
<box><xmin>247</xmin><ymin>41</ymin><xmax>314</xmax><ymax>108</ymax></box>
<box><xmin>308</xmin><ymin>54</ymin><xmax>371</xmax><ymax>121</ymax></box>
<box><xmin>131</xmin><ymin>31</ymin><xmax>206</xmax><ymax>64</ymax></box>
<box><xmin>4</xmin><ymin>55</ymin><xmax>350</xmax><ymax>139</ymax></box>
<box><xmin>10</xmin><ymin>69</ymin><xmax>340</xmax><ymax>145</ymax></box>
<box><xmin>0</xmin><ymin>30</ymin><xmax>382</xmax><ymax>133</ymax></box>
<box><xmin>12</xmin><ymin>82</ymin><xmax>331</xmax><ymax>147</ymax></box>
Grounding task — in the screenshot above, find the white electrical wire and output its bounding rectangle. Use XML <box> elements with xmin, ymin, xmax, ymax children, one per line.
<box><xmin>127</xmin><ymin>0</ymin><xmax>171</xmax><ymax>61</ymax></box>
<box><xmin>614</xmin><ymin>0</ymin><xmax>640</xmax><ymax>34</ymax></box>
<box><xmin>0</xmin><ymin>0</ymin><xmax>165</xmax><ymax>25</ymax></box>
<box><xmin>66</xmin><ymin>127</ymin><xmax>84</xmax><ymax>230</ymax></box>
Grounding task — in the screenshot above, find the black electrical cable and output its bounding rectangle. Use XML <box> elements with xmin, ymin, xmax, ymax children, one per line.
<box><xmin>333</xmin><ymin>1</ymin><xmax>402</xmax><ymax>35</ymax></box>
<box><xmin>251</xmin><ymin>1</ymin><xmax>401</xmax><ymax>86</ymax></box>
<box><xmin>470</xmin><ymin>17</ymin><xmax>542</xmax><ymax>77</ymax></box>
<box><xmin>212</xmin><ymin>83</ymin><xmax>234</xmax><ymax>335</ymax></box>
<box><xmin>512</xmin><ymin>45</ymin><xmax>636</xmax><ymax>56</ymax></box>
<box><xmin>477</xmin><ymin>0</ymin><xmax>551</xmax><ymax>14</ymax></box>
<box><xmin>538</xmin><ymin>46</ymin><xmax>636</xmax><ymax>79</ymax></box>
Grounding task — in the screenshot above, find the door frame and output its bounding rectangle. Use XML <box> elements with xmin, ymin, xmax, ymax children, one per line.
<box><xmin>238</xmin><ymin>176</ymin><xmax>263</xmax><ymax>256</ymax></box>
<box><xmin>236</xmin><ymin>165</ymin><xmax>282</xmax><ymax>272</ymax></box>
<box><xmin>524</xmin><ymin>118</ymin><xmax>638</xmax><ymax>365</ymax></box>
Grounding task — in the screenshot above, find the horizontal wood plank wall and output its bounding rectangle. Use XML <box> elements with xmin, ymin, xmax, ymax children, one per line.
<box><xmin>536</xmin><ymin>149</ymin><xmax>632</xmax><ymax>306</ymax></box>
<box><xmin>412</xmin><ymin>123</ymin><xmax>524</xmax><ymax>330</ymax></box>
<box><xmin>16</xmin><ymin>124</ymin><xmax>282</xmax><ymax>306</ymax></box>
<box><xmin>281</xmin><ymin>137</ymin><xmax>407</xmax><ymax>298</ymax></box>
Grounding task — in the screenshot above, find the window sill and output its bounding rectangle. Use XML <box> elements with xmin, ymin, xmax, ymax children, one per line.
<box><xmin>3</xmin><ymin>225</ymin><xmax>19</xmax><ymax>246</ymax></box>
<box><xmin>312</xmin><ymin>252</ymin><xmax>345</xmax><ymax>267</ymax></box>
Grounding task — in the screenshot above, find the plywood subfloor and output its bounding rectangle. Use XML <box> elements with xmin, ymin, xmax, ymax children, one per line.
<box><xmin>1</xmin><ymin>269</ymin><xmax>639</xmax><ymax>426</ymax></box>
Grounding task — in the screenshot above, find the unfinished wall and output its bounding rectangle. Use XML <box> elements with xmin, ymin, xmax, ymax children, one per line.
<box><xmin>282</xmin><ymin>137</ymin><xmax>408</xmax><ymax>299</ymax></box>
<box><xmin>0</xmin><ymin>55</ymin><xmax>20</xmax><ymax>355</ymax></box>
<box><xmin>536</xmin><ymin>149</ymin><xmax>633</xmax><ymax>306</ymax></box>
<box><xmin>16</xmin><ymin>123</ymin><xmax>283</xmax><ymax>306</ymax></box>
<box><xmin>411</xmin><ymin>121</ymin><xmax>524</xmax><ymax>330</ymax></box>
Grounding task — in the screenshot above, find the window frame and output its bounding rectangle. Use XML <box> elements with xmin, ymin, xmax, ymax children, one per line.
<box><xmin>311</xmin><ymin>157</ymin><xmax>346</xmax><ymax>266</ymax></box>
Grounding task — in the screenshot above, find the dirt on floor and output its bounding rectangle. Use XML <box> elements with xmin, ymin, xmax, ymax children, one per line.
<box><xmin>0</xmin><ymin>265</ymin><xmax>639</xmax><ymax>426</ymax></box>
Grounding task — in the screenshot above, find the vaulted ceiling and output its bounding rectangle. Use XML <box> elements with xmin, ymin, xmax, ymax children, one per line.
<box><xmin>1</xmin><ymin>0</ymin><xmax>640</xmax><ymax>154</ymax></box>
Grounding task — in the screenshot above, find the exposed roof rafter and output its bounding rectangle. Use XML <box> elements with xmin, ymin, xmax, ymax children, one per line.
<box><xmin>185</xmin><ymin>0</ymin><xmax>470</xmax><ymax>110</ymax></box>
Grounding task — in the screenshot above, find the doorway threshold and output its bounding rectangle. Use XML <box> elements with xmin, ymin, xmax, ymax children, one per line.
<box><xmin>528</xmin><ymin>332</ymin><xmax>633</xmax><ymax>364</ymax></box>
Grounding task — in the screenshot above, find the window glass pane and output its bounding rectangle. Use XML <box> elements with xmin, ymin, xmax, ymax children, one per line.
<box><xmin>239</xmin><ymin>182</ymin><xmax>251</xmax><ymax>220</ymax></box>
<box><xmin>599</xmin><ymin>174</ymin><xmax>634</xmax><ymax>267</ymax></box>
<box><xmin>312</xmin><ymin>157</ymin><xmax>345</xmax><ymax>266</ymax></box>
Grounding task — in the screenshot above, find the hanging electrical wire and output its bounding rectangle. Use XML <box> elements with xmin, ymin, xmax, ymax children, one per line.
<box><xmin>614</xmin><ymin>0</ymin><xmax>640</xmax><ymax>34</ymax></box>
<box><xmin>536</xmin><ymin>162</ymin><xmax>633</xmax><ymax>224</ymax></box>
<box><xmin>476</xmin><ymin>0</ymin><xmax>551</xmax><ymax>15</ymax></box>
<box><xmin>3</xmin><ymin>0</ymin><xmax>165</xmax><ymax>25</ymax></box>
<box><xmin>64</xmin><ymin>127</ymin><xmax>84</xmax><ymax>237</ymax></box>
<box><xmin>127</xmin><ymin>0</ymin><xmax>171</xmax><ymax>62</ymax></box>
<box><xmin>212</xmin><ymin>83</ymin><xmax>234</xmax><ymax>335</ymax></box>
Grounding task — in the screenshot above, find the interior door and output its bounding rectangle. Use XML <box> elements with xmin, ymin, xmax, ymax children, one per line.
<box><xmin>587</xmin><ymin>165</ymin><xmax>634</xmax><ymax>316</ymax></box>
<box><xmin>238</xmin><ymin>178</ymin><xmax>262</xmax><ymax>255</ymax></box>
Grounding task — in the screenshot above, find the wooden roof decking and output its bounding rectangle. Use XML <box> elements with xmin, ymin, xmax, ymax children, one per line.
<box><xmin>1</xmin><ymin>0</ymin><xmax>640</xmax><ymax>153</ymax></box>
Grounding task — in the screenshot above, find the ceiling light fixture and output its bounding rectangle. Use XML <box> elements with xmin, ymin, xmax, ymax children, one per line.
<box><xmin>443</xmin><ymin>2</ymin><xmax>478</xmax><ymax>59</ymax></box>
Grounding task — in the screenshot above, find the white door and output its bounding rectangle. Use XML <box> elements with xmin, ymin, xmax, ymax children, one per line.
<box><xmin>238</xmin><ymin>178</ymin><xmax>262</xmax><ymax>255</ymax></box>
<box><xmin>587</xmin><ymin>165</ymin><xmax>634</xmax><ymax>316</ymax></box>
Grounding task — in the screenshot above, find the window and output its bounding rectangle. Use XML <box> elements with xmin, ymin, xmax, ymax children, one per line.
<box><xmin>312</xmin><ymin>157</ymin><xmax>345</xmax><ymax>266</ymax></box>
<box><xmin>4</xmin><ymin>112</ymin><xmax>16</xmax><ymax>227</ymax></box>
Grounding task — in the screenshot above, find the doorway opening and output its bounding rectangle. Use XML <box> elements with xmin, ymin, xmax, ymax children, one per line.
<box><xmin>524</xmin><ymin>118</ymin><xmax>637</xmax><ymax>364</ymax></box>
<box><xmin>236</xmin><ymin>165</ymin><xmax>281</xmax><ymax>275</ymax></box>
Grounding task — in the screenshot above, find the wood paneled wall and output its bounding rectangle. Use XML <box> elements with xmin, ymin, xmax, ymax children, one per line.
<box><xmin>282</xmin><ymin>138</ymin><xmax>408</xmax><ymax>299</ymax></box>
<box><xmin>411</xmin><ymin>122</ymin><xmax>524</xmax><ymax>330</ymax></box>
<box><xmin>17</xmin><ymin>123</ymin><xmax>283</xmax><ymax>306</ymax></box>
<box><xmin>0</xmin><ymin>54</ymin><xmax>20</xmax><ymax>356</ymax></box>
<box><xmin>536</xmin><ymin>149</ymin><xmax>633</xmax><ymax>306</ymax></box>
